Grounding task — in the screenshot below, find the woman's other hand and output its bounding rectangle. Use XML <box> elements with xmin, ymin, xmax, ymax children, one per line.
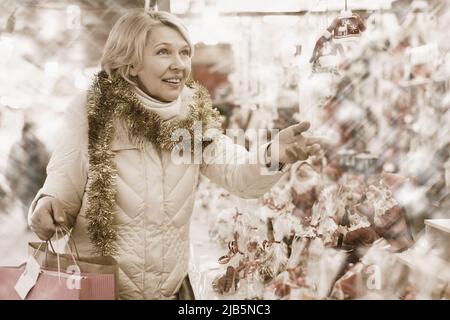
<box><xmin>30</xmin><ymin>197</ymin><xmax>67</xmax><ymax>240</ymax></box>
<box><xmin>268</xmin><ymin>122</ymin><xmax>324</xmax><ymax>165</ymax></box>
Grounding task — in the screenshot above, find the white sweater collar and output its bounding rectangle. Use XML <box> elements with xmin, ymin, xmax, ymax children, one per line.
<box><xmin>133</xmin><ymin>86</ymin><xmax>181</xmax><ymax>120</ymax></box>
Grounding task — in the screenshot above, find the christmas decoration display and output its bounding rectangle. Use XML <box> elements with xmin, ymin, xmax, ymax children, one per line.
<box><xmin>189</xmin><ymin>1</ymin><xmax>450</xmax><ymax>300</ymax></box>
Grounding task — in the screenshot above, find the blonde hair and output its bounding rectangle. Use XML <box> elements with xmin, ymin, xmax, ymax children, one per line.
<box><xmin>101</xmin><ymin>9</ymin><xmax>193</xmax><ymax>84</ymax></box>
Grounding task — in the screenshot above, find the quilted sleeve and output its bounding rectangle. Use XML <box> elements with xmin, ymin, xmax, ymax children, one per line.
<box><xmin>27</xmin><ymin>93</ymin><xmax>89</xmax><ymax>229</ymax></box>
<box><xmin>200</xmin><ymin>134</ymin><xmax>290</xmax><ymax>199</ymax></box>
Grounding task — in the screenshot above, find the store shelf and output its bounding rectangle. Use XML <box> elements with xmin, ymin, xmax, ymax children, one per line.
<box><xmin>425</xmin><ymin>219</ymin><xmax>450</xmax><ymax>263</ymax></box>
<box><xmin>425</xmin><ymin>219</ymin><xmax>450</xmax><ymax>234</ymax></box>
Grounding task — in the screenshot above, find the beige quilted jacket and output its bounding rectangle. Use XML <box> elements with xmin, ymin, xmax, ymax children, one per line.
<box><xmin>28</xmin><ymin>89</ymin><xmax>288</xmax><ymax>299</ymax></box>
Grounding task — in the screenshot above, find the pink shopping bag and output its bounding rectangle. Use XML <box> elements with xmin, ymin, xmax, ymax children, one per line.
<box><xmin>0</xmin><ymin>264</ymin><xmax>116</xmax><ymax>300</ymax></box>
<box><xmin>0</xmin><ymin>235</ymin><xmax>118</xmax><ymax>300</ymax></box>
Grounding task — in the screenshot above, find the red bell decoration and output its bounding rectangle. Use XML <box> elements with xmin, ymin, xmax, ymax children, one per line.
<box><xmin>326</xmin><ymin>10</ymin><xmax>366</xmax><ymax>43</ymax></box>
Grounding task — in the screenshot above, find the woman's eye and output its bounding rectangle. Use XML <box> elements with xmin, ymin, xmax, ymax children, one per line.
<box><xmin>157</xmin><ymin>49</ymin><xmax>169</xmax><ymax>55</ymax></box>
<box><xmin>180</xmin><ymin>50</ymin><xmax>190</xmax><ymax>56</ymax></box>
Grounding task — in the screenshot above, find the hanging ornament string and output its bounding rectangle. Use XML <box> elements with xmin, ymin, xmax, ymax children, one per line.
<box><xmin>145</xmin><ymin>0</ymin><xmax>158</xmax><ymax>12</ymax></box>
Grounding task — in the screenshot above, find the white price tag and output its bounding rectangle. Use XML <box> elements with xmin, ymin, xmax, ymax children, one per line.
<box><xmin>409</xmin><ymin>43</ymin><xmax>438</xmax><ymax>66</ymax></box>
<box><xmin>14</xmin><ymin>255</ymin><xmax>41</xmax><ymax>300</ymax></box>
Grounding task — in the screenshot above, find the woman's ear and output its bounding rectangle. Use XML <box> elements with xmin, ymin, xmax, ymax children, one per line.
<box><xmin>130</xmin><ymin>65</ymin><xmax>138</xmax><ymax>77</ymax></box>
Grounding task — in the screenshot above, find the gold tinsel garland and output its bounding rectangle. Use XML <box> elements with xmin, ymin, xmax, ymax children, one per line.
<box><xmin>85</xmin><ymin>71</ymin><xmax>222</xmax><ymax>256</ymax></box>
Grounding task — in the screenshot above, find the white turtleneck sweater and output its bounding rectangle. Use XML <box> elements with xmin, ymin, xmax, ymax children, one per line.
<box><xmin>133</xmin><ymin>86</ymin><xmax>181</xmax><ymax>120</ymax></box>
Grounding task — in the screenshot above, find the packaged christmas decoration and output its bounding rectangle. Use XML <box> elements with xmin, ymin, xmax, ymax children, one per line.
<box><xmin>290</xmin><ymin>163</ymin><xmax>321</xmax><ymax>212</ymax></box>
<box><xmin>257</xmin><ymin>240</ymin><xmax>289</xmax><ymax>284</ymax></box>
<box><xmin>261</xmin><ymin>185</ymin><xmax>293</xmax><ymax>214</ymax></box>
<box><xmin>212</xmin><ymin>223</ymin><xmax>289</xmax><ymax>299</ymax></box>
<box><xmin>303</xmin><ymin>238</ymin><xmax>347</xmax><ymax>298</ymax></box>
<box><xmin>193</xmin><ymin>179</ymin><xmax>238</xmax><ymax>224</ymax></box>
<box><xmin>263</xmin><ymin>236</ymin><xmax>347</xmax><ymax>300</ymax></box>
<box><xmin>212</xmin><ymin>265</ymin><xmax>240</xmax><ymax>296</ymax></box>
<box><xmin>310</xmin><ymin>36</ymin><xmax>343</xmax><ymax>74</ymax></box>
<box><xmin>264</xmin><ymin>259</ymin><xmax>309</xmax><ymax>299</ymax></box>
<box><xmin>310</xmin><ymin>185</ymin><xmax>341</xmax><ymax>246</ymax></box>
<box><xmin>329</xmin><ymin>261</ymin><xmax>366</xmax><ymax>300</ymax></box>
<box><xmin>208</xmin><ymin>207</ymin><xmax>243</xmax><ymax>246</ymax></box>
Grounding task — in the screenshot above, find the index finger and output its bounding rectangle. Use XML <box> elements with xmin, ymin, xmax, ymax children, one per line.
<box><xmin>292</xmin><ymin>122</ymin><xmax>311</xmax><ymax>136</ymax></box>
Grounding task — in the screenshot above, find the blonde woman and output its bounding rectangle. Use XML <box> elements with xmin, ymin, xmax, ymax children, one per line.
<box><xmin>28</xmin><ymin>9</ymin><xmax>322</xmax><ymax>299</ymax></box>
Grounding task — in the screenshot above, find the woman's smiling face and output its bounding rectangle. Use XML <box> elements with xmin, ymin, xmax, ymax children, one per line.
<box><xmin>132</xmin><ymin>25</ymin><xmax>192</xmax><ymax>102</ymax></box>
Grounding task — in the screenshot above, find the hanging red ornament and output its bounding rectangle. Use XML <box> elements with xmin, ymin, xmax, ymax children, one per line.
<box><xmin>326</xmin><ymin>10</ymin><xmax>366</xmax><ymax>43</ymax></box>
